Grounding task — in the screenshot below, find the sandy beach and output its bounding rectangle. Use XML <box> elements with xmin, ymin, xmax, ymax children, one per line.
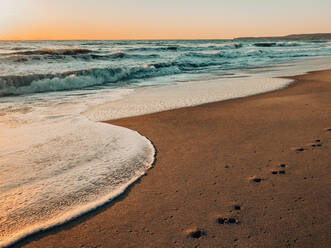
<box><xmin>15</xmin><ymin>69</ymin><xmax>331</xmax><ymax>248</ymax></box>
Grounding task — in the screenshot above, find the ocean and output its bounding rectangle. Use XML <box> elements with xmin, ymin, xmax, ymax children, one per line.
<box><xmin>0</xmin><ymin>39</ymin><xmax>331</xmax><ymax>246</ymax></box>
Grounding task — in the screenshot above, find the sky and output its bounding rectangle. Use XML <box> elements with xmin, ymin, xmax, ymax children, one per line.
<box><xmin>0</xmin><ymin>0</ymin><xmax>330</xmax><ymax>40</ymax></box>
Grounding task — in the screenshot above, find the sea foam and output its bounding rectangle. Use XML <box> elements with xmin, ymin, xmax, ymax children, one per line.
<box><xmin>0</xmin><ymin>98</ymin><xmax>155</xmax><ymax>247</ymax></box>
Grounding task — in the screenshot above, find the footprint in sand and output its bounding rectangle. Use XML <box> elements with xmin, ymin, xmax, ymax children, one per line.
<box><xmin>250</xmin><ymin>177</ymin><xmax>263</xmax><ymax>183</ymax></box>
<box><xmin>233</xmin><ymin>205</ymin><xmax>241</xmax><ymax>211</ymax></box>
<box><xmin>292</xmin><ymin>139</ymin><xmax>323</xmax><ymax>152</ymax></box>
<box><xmin>294</xmin><ymin>147</ymin><xmax>305</xmax><ymax>152</ymax></box>
<box><xmin>217</xmin><ymin>216</ymin><xmax>240</xmax><ymax>225</ymax></box>
<box><xmin>307</xmin><ymin>139</ymin><xmax>323</xmax><ymax>149</ymax></box>
<box><xmin>271</xmin><ymin>170</ymin><xmax>286</xmax><ymax>175</ymax></box>
<box><xmin>185</xmin><ymin>227</ymin><xmax>206</xmax><ymax>239</ymax></box>
<box><xmin>271</xmin><ymin>164</ymin><xmax>287</xmax><ymax>175</ymax></box>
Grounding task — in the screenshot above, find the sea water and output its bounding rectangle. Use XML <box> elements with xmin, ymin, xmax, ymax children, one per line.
<box><xmin>0</xmin><ymin>39</ymin><xmax>331</xmax><ymax>247</ymax></box>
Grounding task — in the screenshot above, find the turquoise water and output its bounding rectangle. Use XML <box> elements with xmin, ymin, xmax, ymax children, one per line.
<box><xmin>1</xmin><ymin>39</ymin><xmax>331</xmax><ymax>96</ymax></box>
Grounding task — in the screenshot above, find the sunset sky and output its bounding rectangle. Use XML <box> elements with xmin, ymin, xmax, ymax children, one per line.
<box><xmin>1</xmin><ymin>0</ymin><xmax>330</xmax><ymax>40</ymax></box>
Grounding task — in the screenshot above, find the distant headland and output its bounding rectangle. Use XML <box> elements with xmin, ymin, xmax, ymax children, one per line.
<box><xmin>235</xmin><ymin>33</ymin><xmax>331</xmax><ymax>40</ymax></box>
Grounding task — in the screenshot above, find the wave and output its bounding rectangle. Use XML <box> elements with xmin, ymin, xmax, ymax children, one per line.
<box><xmin>254</xmin><ymin>42</ymin><xmax>304</xmax><ymax>48</ymax></box>
<box><xmin>233</xmin><ymin>43</ymin><xmax>243</xmax><ymax>48</ymax></box>
<box><xmin>276</xmin><ymin>42</ymin><xmax>302</xmax><ymax>47</ymax></box>
<box><xmin>183</xmin><ymin>43</ymin><xmax>243</xmax><ymax>51</ymax></box>
<box><xmin>151</xmin><ymin>58</ymin><xmax>229</xmax><ymax>71</ymax></box>
<box><xmin>182</xmin><ymin>51</ymin><xmax>224</xmax><ymax>58</ymax></box>
<box><xmin>0</xmin><ymin>54</ymin><xmax>231</xmax><ymax>96</ymax></box>
<box><xmin>81</xmin><ymin>41</ymin><xmax>106</xmax><ymax>46</ymax></box>
<box><xmin>180</xmin><ymin>48</ymin><xmax>264</xmax><ymax>61</ymax></box>
<box><xmin>311</xmin><ymin>40</ymin><xmax>328</xmax><ymax>43</ymax></box>
<box><xmin>10</xmin><ymin>48</ymin><xmax>93</xmax><ymax>56</ymax></box>
<box><xmin>9</xmin><ymin>47</ymin><xmax>32</xmax><ymax>51</ymax></box>
<box><xmin>254</xmin><ymin>42</ymin><xmax>277</xmax><ymax>47</ymax></box>
<box><xmin>126</xmin><ymin>43</ymin><xmax>243</xmax><ymax>52</ymax></box>
<box><xmin>1</xmin><ymin>40</ymin><xmax>329</xmax><ymax>97</ymax></box>
<box><xmin>0</xmin><ymin>50</ymin><xmax>160</xmax><ymax>64</ymax></box>
<box><xmin>107</xmin><ymin>51</ymin><xmax>159</xmax><ymax>60</ymax></box>
<box><xmin>1</xmin><ymin>48</ymin><xmax>274</xmax><ymax>97</ymax></box>
<box><xmin>0</xmin><ymin>65</ymin><xmax>180</xmax><ymax>96</ymax></box>
<box><xmin>126</xmin><ymin>46</ymin><xmax>179</xmax><ymax>52</ymax></box>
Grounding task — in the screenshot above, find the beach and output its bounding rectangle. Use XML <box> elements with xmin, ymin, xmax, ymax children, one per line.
<box><xmin>14</xmin><ymin>69</ymin><xmax>331</xmax><ymax>248</ymax></box>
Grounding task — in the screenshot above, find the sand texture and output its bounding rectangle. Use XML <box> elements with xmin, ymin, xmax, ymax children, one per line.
<box><xmin>15</xmin><ymin>70</ymin><xmax>331</xmax><ymax>248</ymax></box>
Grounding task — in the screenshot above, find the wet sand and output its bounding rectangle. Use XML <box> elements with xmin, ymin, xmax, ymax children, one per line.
<box><xmin>17</xmin><ymin>70</ymin><xmax>331</xmax><ymax>248</ymax></box>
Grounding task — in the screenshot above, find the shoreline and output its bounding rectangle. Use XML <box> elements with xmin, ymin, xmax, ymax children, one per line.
<box><xmin>12</xmin><ymin>69</ymin><xmax>331</xmax><ymax>247</ymax></box>
<box><xmin>84</xmin><ymin>56</ymin><xmax>331</xmax><ymax>122</ymax></box>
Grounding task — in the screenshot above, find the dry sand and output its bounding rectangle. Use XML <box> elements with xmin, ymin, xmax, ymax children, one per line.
<box><xmin>16</xmin><ymin>70</ymin><xmax>331</xmax><ymax>248</ymax></box>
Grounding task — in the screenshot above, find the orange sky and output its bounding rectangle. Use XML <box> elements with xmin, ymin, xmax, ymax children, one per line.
<box><xmin>1</xmin><ymin>0</ymin><xmax>330</xmax><ymax>40</ymax></box>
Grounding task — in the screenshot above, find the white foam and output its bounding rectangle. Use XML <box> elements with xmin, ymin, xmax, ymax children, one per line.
<box><xmin>84</xmin><ymin>77</ymin><xmax>292</xmax><ymax>121</ymax></box>
<box><xmin>85</xmin><ymin>56</ymin><xmax>331</xmax><ymax>121</ymax></box>
<box><xmin>0</xmin><ymin>92</ymin><xmax>155</xmax><ymax>247</ymax></box>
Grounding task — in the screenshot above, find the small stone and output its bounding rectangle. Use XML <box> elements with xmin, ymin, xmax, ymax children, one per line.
<box><xmin>251</xmin><ymin>177</ymin><xmax>262</xmax><ymax>183</ymax></box>
<box><xmin>217</xmin><ymin>218</ymin><xmax>225</xmax><ymax>224</ymax></box>
<box><xmin>234</xmin><ymin>205</ymin><xmax>241</xmax><ymax>210</ymax></box>
<box><xmin>228</xmin><ymin>218</ymin><xmax>236</xmax><ymax>224</ymax></box>
<box><xmin>186</xmin><ymin>228</ymin><xmax>206</xmax><ymax>239</ymax></box>
<box><xmin>217</xmin><ymin>217</ymin><xmax>239</xmax><ymax>225</ymax></box>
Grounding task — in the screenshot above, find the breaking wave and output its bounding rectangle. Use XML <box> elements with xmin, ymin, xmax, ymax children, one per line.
<box><xmin>0</xmin><ymin>65</ymin><xmax>179</xmax><ymax>96</ymax></box>
<box><xmin>254</xmin><ymin>42</ymin><xmax>303</xmax><ymax>47</ymax></box>
<box><xmin>0</xmin><ymin>50</ymin><xmax>160</xmax><ymax>63</ymax></box>
<box><xmin>1</xmin><ymin>39</ymin><xmax>330</xmax><ymax>97</ymax></box>
<box><xmin>126</xmin><ymin>43</ymin><xmax>243</xmax><ymax>52</ymax></box>
<box><xmin>10</xmin><ymin>48</ymin><xmax>93</xmax><ymax>56</ymax></box>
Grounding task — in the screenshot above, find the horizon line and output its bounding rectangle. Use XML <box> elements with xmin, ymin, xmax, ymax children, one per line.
<box><xmin>1</xmin><ymin>32</ymin><xmax>330</xmax><ymax>41</ymax></box>
<box><xmin>0</xmin><ymin>38</ymin><xmax>234</xmax><ymax>41</ymax></box>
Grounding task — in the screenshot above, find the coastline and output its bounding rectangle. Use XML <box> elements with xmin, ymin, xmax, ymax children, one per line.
<box><xmin>13</xmin><ymin>69</ymin><xmax>331</xmax><ymax>248</ymax></box>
